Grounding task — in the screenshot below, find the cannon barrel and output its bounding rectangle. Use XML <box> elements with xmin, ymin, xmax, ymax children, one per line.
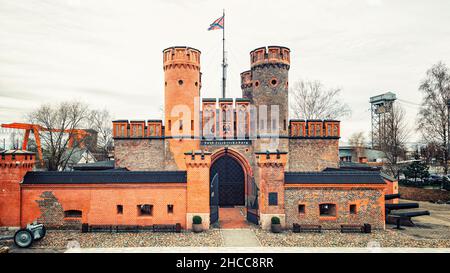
<box><xmin>385</xmin><ymin>194</ymin><xmax>401</xmax><ymax>200</ymax></box>
<box><xmin>385</xmin><ymin>203</ymin><xmax>419</xmax><ymax>210</ymax></box>
<box><xmin>391</xmin><ymin>211</ymin><xmax>430</xmax><ymax>218</ymax></box>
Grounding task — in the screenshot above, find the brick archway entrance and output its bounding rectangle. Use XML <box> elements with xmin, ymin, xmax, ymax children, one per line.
<box><xmin>210</xmin><ymin>155</ymin><xmax>245</xmax><ymax>206</ymax></box>
<box><xmin>210</xmin><ymin>148</ymin><xmax>254</xmax><ymax>228</ymax></box>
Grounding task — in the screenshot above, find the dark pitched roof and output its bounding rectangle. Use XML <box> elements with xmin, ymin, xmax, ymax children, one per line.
<box><xmin>23</xmin><ymin>171</ymin><xmax>187</xmax><ymax>184</ymax></box>
<box><xmin>285</xmin><ymin>171</ymin><xmax>386</xmax><ymax>184</ymax></box>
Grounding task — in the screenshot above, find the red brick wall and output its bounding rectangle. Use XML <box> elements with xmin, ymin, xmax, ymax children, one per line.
<box><xmin>399</xmin><ymin>186</ymin><xmax>450</xmax><ymax>202</ymax></box>
<box><xmin>384</xmin><ymin>179</ymin><xmax>399</xmax><ymax>204</ymax></box>
<box><xmin>0</xmin><ymin>154</ymin><xmax>34</xmax><ymax>227</ymax></box>
<box><xmin>20</xmin><ymin>183</ymin><xmax>188</xmax><ymax>228</ymax></box>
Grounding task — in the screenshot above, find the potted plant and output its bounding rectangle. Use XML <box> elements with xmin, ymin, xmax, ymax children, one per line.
<box><xmin>192</xmin><ymin>215</ymin><xmax>203</xmax><ymax>233</ymax></box>
<box><xmin>271</xmin><ymin>216</ymin><xmax>282</xmax><ymax>233</ymax></box>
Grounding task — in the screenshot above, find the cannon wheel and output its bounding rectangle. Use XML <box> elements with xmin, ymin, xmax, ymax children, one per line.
<box><xmin>34</xmin><ymin>226</ymin><xmax>46</xmax><ymax>241</ymax></box>
<box><xmin>14</xmin><ymin>229</ymin><xmax>34</xmax><ymax>248</ymax></box>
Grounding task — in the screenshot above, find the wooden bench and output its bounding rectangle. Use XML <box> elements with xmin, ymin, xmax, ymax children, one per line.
<box><xmin>89</xmin><ymin>225</ymin><xmax>114</xmax><ymax>233</ymax></box>
<box><xmin>152</xmin><ymin>224</ymin><xmax>182</xmax><ymax>233</ymax></box>
<box><xmin>340</xmin><ymin>224</ymin><xmax>364</xmax><ymax>233</ymax></box>
<box><xmin>85</xmin><ymin>224</ymin><xmax>182</xmax><ymax>233</ymax></box>
<box><xmin>293</xmin><ymin>224</ymin><xmax>322</xmax><ymax>233</ymax></box>
<box><xmin>116</xmin><ymin>225</ymin><xmax>140</xmax><ymax>233</ymax></box>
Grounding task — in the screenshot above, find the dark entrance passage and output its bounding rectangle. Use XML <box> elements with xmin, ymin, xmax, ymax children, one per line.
<box><xmin>210</xmin><ymin>155</ymin><xmax>245</xmax><ymax>207</ymax></box>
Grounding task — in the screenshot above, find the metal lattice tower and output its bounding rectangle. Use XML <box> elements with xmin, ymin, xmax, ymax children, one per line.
<box><xmin>370</xmin><ymin>92</ymin><xmax>397</xmax><ymax>149</ymax></box>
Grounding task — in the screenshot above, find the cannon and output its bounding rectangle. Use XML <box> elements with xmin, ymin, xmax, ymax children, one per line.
<box><xmin>385</xmin><ymin>203</ymin><xmax>419</xmax><ymax>210</ymax></box>
<box><xmin>389</xmin><ymin>211</ymin><xmax>430</xmax><ymax>229</ymax></box>
<box><xmin>391</xmin><ymin>211</ymin><xmax>430</xmax><ymax>218</ymax></box>
<box><xmin>385</xmin><ymin>193</ymin><xmax>401</xmax><ymax>200</ymax></box>
<box><xmin>13</xmin><ymin>223</ymin><xmax>46</xmax><ymax>248</ymax></box>
<box><xmin>385</xmin><ymin>203</ymin><xmax>419</xmax><ymax>215</ymax></box>
<box><xmin>384</xmin><ymin>193</ymin><xmax>431</xmax><ymax>228</ymax></box>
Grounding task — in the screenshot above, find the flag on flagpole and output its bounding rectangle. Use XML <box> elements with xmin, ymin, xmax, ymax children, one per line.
<box><xmin>208</xmin><ymin>15</ymin><xmax>224</xmax><ymax>31</ymax></box>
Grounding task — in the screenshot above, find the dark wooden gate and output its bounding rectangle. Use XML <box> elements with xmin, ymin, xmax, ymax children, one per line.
<box><xmin>246</xmin><ymin>175</ymin><xmax>259</xmax><ymax>224</ymax></box>
<box><xmin>210</xmin><ymin>155</ymin><xmax>245</xmax><ymax>206</ymax></box>
<box><xmin>210</xmin><ymin>173</ymin><xmax>219</xmax><ymax>224</ymax></box>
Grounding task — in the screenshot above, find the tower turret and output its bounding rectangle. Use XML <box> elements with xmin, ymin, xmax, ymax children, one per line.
<box><xmin>0</xmin><ymin>150</ymin><xmax>35</xmax><ymax>227</ymax></box>
<box><xmin>242</xmin><ymin>46</ymin><xmax>290</xmax><ymax>136</ymax></box>
<box><xmin>241</xmin><ymin>70</ymin><xmax>253</xmax><ymax>100</ymax></box>
<box><xmin>163</xmin><ymin>46</ymin><xmax>201</xmax><ymax>137</ymax></box>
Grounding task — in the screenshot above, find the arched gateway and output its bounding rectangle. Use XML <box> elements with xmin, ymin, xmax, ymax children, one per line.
<box><xmin>209</xmin><ymin>148</ymin><xmax>258</xmax><ymax>225</ymax></box>
<box><xmin>210</xmin><ymin>155</ymin><xmax>245</xmax><ymax>206</ymax></box>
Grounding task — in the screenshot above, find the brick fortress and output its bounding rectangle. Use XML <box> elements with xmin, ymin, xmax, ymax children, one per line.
<box><xmin>0</xmin><ymin>46</ymin><xmax>397</xmax><ymax>230</ymax></box>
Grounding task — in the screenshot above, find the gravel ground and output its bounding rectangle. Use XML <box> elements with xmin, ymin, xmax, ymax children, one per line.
<box><xmin>30</xmin><ymin>230</ymin><xmax>223</xmax><ymax>249</ymax></box>
<box><xmin>254</xmin><ymin>228</ymin><xmax>450</xmax><ymax>248</ymax></box>
<box><xmin>3</xmin><ymin>227</ymin><xmax>450</xmax><ymax>251</ymax></box>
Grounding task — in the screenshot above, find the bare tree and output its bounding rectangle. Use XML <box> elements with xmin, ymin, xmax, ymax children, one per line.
<box><xmin>88</xmin><ymin>109</ymin><xmax>113</xmax><ymax>160</ymax></box>
<box><xmin>380</xmin><ymin>104</ymin><xmax>410</xmax><ymax>178</ymax></box>
<box><xmin>290</xmin><ymin>80</ymin><xmax>351</xmax><ymax>119</ymax></box>
<box><xmin>420</xmin><ymin>141</ymin><xmax>441</xmax><ymax>165</ymax></box>
<box><xmin>27</xmin><ymin>101</ymin><xmax>90</xmax><ymax>171</ymax></box>
<box><xmin>417</xmin><ymin>62</ymin><xmax>450</xmax><ymax>174</ymax></box>
<box><xmin>348</xmin><ymin>131</ymin><xmax>367</xmax><ymax>161</ymax></box>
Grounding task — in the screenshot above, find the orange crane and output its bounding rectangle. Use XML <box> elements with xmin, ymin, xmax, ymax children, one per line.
<box><xmin>1</xmin><ymin>123</ymin><xmax>90</xmax><ymax>166</ymax></box>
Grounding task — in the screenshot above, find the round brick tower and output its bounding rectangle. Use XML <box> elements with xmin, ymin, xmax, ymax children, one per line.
<box><xmin>163</xmin><ymin>46</ymin><xmax>201</xmax><ymax>137</ymax></box>
<box><xmin>163</xmin><ymin>46</ymin><xmax>202</xmax><ymax>170</ymax></box>
<box><xmin>245</xmin><ymin>46</ymin><xmax>290</xmax><ymax>136</ymax></box>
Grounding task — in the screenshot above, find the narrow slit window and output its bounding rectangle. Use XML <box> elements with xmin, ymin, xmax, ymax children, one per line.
<box><xmin>117</xmin><ymin>205</ymin><xmax>123</xmax><ymax>215</ymax></box>
<box><xmin>298</xmin><ymin>204</ymin><xmax>305</xmax><ymax>214</ymax></box>
<box><xmin>268</xmin><ymin>192</ymin><xmax>278</xmax><ymax>206</ymax></box>
<box><xmin>350</xmin><ymin>204</ymin><xmax>357</xmax><ymax>215</ymax></box>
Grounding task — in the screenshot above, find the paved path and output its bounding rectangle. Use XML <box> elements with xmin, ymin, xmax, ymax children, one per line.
<box><xmin>219</xmin><ymin>207</ymin><xmax>249</xmax><ymax>229</ymax></box>
<box><xmin>221</xmin><ymin>229</ymin><xmax>260</xmax><ymax>247</ymax></box>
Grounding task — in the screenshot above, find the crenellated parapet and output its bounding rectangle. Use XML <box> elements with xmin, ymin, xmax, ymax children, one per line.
<box><xmin>112</xmin><ymin>120</ymin><xmax>163</xmax><ymax>138</ymax></box>
<box><xmin>250</xmin><ymin>46</ymin><xmax>290</xmax><ymax>69</ymax></box>
<box><xmin>163</xmin><ymin>46</ymin><xmax>201</xmax><ymax>71</ymax></box>
<box><xmin>0</xmin><ymin>150</ymin><xmax>35</xmax><ymax>170</ymax></box>
<box><xmin>240</xmin><ymin>70</ymin><xmax>252</xmax><ymax>89</ymax></box>
<box><xmin>290</xmin><ymin>120</ymin><xmax>340</xmax><ymax>138</ymax></box>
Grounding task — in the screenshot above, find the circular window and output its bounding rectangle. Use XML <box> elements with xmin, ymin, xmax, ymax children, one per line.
<box><xmin>270</xmin><ymin>79</ymin><xmax>278</xmax><ymax>86</ymax></box>
<box><xmin>254</xmin><ymin>81</ymin><xmax>260</xmax><ymax>87</ymax></box>
<box><xmin>178</xmin><ymin>80</ymin><xmax>183</xmax><ymax>86</ymax></box>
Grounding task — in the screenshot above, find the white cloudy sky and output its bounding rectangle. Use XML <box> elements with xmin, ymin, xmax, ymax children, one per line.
<box><xmin>1</xmin><ymin>0</ymin><xmax>450</xmax><ymax>144</ymax></box>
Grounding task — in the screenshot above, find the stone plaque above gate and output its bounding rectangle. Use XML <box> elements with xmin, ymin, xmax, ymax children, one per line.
<box><xmin>200</xmin><ymin>139</ymin><xmax>251</xmax><ymax>146</ymax></box>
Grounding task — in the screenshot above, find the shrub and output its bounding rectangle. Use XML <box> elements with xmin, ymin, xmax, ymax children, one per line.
<box><xmin>192</xmin><ymin>215</ymin><xmax>202</xmax><ymax>225</ymax></box>
<box><xmin>271</xmin><ymin>216</ymin><xmax>280</xmax><ymax>225</ymax></box>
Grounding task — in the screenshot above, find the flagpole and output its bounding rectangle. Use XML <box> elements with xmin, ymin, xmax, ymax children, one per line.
<box><xmin>222</xmin><ymin>9</ymin><xmax>226</xmax><ymax>98</ymax></box>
